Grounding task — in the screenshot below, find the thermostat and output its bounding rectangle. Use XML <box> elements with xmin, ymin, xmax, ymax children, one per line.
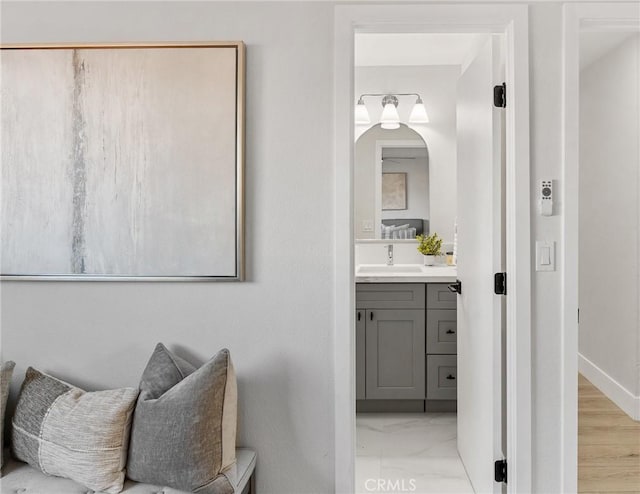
<box><xmin>539</xmin><ymin>180</ymin><xmax>553</xmax><ymax>216</ymax></box>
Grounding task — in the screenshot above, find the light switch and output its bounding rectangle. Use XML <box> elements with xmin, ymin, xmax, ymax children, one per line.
<box><xmin>536</xmin><ymin>241</ymin><xmax>555</xmax><ymax>271</ymax></box>
<box><xmin>540</xmin><ymin>247</ymin><xmax>551</xmax><ymax>265</ymax></box>
<box><xmin>362</xmin><ymin>220</ymin><xmax>374</xmax><ymax>232</ymax></box>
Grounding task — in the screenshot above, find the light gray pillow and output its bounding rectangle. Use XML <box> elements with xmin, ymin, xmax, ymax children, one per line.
<box><xmin>11</xmin><ymin>367</ymin><xmax>139</xmax><ymax>493</ymax></box>
<box><xmin>127</xmin><ymin>343</ymin><xmax>238</xmax><ymax>494</ymax></box>
<box><xmin>1</xmin><ymin>360</ymin><xmax>16</xmax><ymax>468</ymax></box>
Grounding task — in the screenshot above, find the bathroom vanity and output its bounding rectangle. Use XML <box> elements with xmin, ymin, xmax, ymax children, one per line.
<box><xmin>355</xmin><ymin>266</ymin><xmax>458</xmax><ymax>413</ymax></box>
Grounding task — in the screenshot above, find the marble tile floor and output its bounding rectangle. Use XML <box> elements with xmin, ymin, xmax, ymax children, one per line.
<box><xmin>356</xmin><ymin>413</ymin><xmax>475</xmax><ymax>494</ymax></box>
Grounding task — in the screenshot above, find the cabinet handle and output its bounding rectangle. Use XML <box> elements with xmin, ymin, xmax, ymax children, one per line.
<box><xmin>446</xmin><ymin>329</ymin><xmax>455</xmax><ymax>334</ymax></box>
<box><xmin>370</xmin><ymin>311</ymin><xmax>374</xmax><ymax>321</ymax></box>
<box><xmin>357</xmin><ymin>311</ymin><xmax>361</xmax><ymax>321</ymax></box>
<box><xmin>446</xmin><ymin>374</ymin><xmax>456</xmax><ymax>380</ymax></box>
<box><xmin>448</xmin><ymin>280</ymin><xmax>462</xmax><ymax>294</ymax></box>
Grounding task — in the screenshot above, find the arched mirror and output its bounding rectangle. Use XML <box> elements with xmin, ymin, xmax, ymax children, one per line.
<box><xmin>354</xmin><ymin>123</ymin><xmax>429</xmax><ymax>240</ymax></box>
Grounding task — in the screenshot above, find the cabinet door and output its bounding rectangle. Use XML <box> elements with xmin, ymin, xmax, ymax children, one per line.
<box><xmin>426</xmin><ymin>355</ymin><xmax>457</xmax><ymax>400</ymax></box>
<box><xmin>426</xmin><ymin>309</ymin><xmax>457</xmax><ymax>354</ymax></box>
<box><xmin>356</xmin><ymin>310</ymin><xmax>366</xmax><ymax>400</ymax></box>
<box><xmin>366</xmin><ymin>309</ymin><xmax>425</xmax><ymax>400</ymax></box>
<box><xmin>356</xmin><ymin>283</ymin><xmax>425</xmax><ymax>310</ymax></box>
<box><xmin>426</xmin><ymin>283</ymin><xmax>457</xmax><ymax>309</ymax></box>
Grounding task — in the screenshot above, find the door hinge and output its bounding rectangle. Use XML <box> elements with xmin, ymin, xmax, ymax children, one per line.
<box><xmin>494</xmin><ymin>272</ymin><xmax>507</xmax><ymax>295</ymax></box>
<box><xmin>494</xmin><ymin>459</ymin><xmax>507</xmax><ymax>483</ymax></box>
<box><xmin>494</xmin><ymin>83</ymin><xmax>506</xmax><ymax>108</ymax></box>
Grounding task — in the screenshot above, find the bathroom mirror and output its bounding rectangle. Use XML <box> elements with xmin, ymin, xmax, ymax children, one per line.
<box><xmin>355</xmin><ymin>124</ymin><xmax>429</xmax><ymax>240</ymax></box>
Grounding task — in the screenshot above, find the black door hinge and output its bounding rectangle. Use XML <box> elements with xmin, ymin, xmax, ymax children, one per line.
<box><xmin>494</xmin><ymin>272</ymin><xmax>507</xmax><ymax>295</ymax></box>
<box><xmin>494</xmin><ymin>83</ymin><xmax>506</xmax><ymax>108</ymax></box>
<box><xmin>495</xmin><ymin>459</ymin><xmax>507</xmax><ymax>483</ymax></box>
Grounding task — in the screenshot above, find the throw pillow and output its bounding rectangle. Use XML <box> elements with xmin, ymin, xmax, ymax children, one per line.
<box><xmin>127</xmin><ymin>343</ymin><xmax>238</xmax><ymax>494</ymax></box>
<box><xmin>11</xmin><ymin>367</ymin><xmax>138</xmax><ymax>493</ymax></box>
<box><xmin>1</xmin><ymin>360</ymin><xmax>16</xmax><ymax>468</ymax></box>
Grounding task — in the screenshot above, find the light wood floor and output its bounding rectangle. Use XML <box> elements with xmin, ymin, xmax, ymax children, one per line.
<box><xmin>579</xmin><ymin>374</ymin><xmax>640</xmax><ymax>493</ymax></box>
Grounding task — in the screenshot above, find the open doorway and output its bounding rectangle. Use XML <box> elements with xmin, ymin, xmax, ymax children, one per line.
<box><xmin>352</xmin><ymin>32</ymin><xmax>506</xmax><ymax>494</ymax></box>
<box><xmin>577</xmin><ymin>30</ymin><xmax>640</xmax><ymax>493</ymax></box>
<box><xmin>333</xmin><ymin>5</ymin><xmax>532</xmax><ymax>493</ymax></box>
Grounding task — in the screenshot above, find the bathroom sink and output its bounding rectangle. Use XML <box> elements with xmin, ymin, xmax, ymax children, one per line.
<box><xmin>357</xmin><ymin>264</ymin><xmax>424</xmax><ymax>274</ymax></box>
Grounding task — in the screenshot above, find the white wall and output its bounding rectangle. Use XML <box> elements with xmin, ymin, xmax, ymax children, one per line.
<box><xmin>0</xmin><ymin>3</ymin><xmax>335</xmax><ymax>493</ymax></box>
<box><xmin>355</xmin><ymin>65</ymin><xmax>459</xmax><ymax>243</ymax></box>
<box><xmin>578</xmin><ymin>35</ymin><xmax>640</xmax><ymax>411</ymax></box>
<box><xmin>0</xmin><ymin>2</ymin><xmax>616</xmax><ymax>493</ymax></box>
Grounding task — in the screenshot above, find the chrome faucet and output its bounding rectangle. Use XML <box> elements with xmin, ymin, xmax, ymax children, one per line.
<box><xmin>386</xmin><ymin>244</ymin><xmax>394</xmax><ymax>265</ymax></box>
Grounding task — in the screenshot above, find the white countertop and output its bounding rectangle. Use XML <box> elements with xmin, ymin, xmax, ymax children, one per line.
<box><xmin>355</xmin><ymin>264</ymin><xmax>457</xmax><ymax>283</ymax></box>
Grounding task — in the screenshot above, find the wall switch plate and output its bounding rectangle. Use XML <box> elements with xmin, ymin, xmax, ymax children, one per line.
<box><xmin>362</xmin><ymin>220</ymin><xmax>374</xmax><ymax>232</ymax></box>
<box><xmin>536</xmin><ymin>240</ymin><xmax>555</xmax><ymax>271</ymax></box>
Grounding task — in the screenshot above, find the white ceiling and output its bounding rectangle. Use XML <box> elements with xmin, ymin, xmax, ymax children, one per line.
<box><xmin>580</xmin><ymin>31</ymin><xmax>639</xmax><ymax>70</ymax></box>
<box><xmin>355</xmin><ymin>33</ymin><xmax>489</xmax><ymax>67</ymax></box>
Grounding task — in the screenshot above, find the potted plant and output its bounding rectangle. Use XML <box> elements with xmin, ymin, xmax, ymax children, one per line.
<box><xmin>416</xmin><ymin>232</ymin><xmax>443</xmax><ymax>266</ymax></box>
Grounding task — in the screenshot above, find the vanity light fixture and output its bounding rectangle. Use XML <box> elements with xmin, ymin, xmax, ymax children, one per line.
<box><xmin>355</xmin><ymin>93</ymin><xmax>430</xmax><ymax>128</ymax></box>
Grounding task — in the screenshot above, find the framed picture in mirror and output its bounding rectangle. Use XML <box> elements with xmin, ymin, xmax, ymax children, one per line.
<box><xmin>382</xmin><ymin>172</ymin><xmax>407</xmax><ymax>210</ymax></box>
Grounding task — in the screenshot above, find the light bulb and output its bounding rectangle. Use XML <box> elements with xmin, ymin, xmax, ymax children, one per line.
<box><xmin>409</xmin><ymin>98</ymin><xmax>429</xmax><ymax>124</ymax></box>
<box><xmin>355</xmin><ymin>98</ymin><xmax>371</xmax><ymax>124</ymax></box>
<box><xmin>380</xmin><ymin>102</ymin><xmax>400</xmax><ymax>130</ymax></box>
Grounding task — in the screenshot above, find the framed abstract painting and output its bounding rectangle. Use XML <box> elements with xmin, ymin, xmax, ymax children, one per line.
<box><xmin>1</xmin><ymin>42</ymin><xmax>245</xmax><ymax>280</ymax></box>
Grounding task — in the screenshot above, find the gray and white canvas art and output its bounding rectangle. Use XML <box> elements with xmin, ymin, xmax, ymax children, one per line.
<box><xmin>382</xmin><ymin>173</ymin><xmax>407</xmax><ymax>210</ymax></box>
<box><xmin>1</xmin><ymin>46</ymin><xmax>241</xmax><ymax>278</ymax></box>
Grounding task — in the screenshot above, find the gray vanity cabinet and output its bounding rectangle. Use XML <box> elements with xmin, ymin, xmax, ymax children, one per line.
<box><xmin>365</xmin><ymin>309</ymin><xmax>425</xmax><ymax>400</ymax></box>
<box><xmin>356</xmin><ymin>282</ymin><xmax>457</xmax><ymax>410</ymax></box>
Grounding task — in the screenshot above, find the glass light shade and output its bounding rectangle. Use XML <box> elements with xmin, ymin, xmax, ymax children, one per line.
<box><xmin>355</xmin><ymin>103</ymin><xmax>371</xmax><ymax>124</ymax></box>
<box><xmin>409</xmin><ymin>102</ymin><xmax>430</xmax><ymax>123</ymax></box>
<box><xmin>380</xmin><ymin>103</ymin><xmax>400</xmax><ymax>130</ymax></box>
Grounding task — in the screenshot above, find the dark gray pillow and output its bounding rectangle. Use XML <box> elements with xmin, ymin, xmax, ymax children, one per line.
<box><xmin>1</xmin><ymin>361</ymin><xmax>16</xmax><ymax>468</ymax></box>
<box><xmin>127</xmin><ymin>344</ymin><xmax>238</xmax><ymax>494</ymax></box>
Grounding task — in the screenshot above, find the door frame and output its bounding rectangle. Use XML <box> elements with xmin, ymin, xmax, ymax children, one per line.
<box><xmin>334</xmin><ymin>4</ymin><xmax>532</xmax><ymax>493</ymax></box>
<box><xmin>561</xmin><ymin>4</ymin><xmax>640</xmax><ymax>493</ymax></box>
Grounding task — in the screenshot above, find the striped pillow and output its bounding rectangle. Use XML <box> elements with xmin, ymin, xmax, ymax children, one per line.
<box><xmin>11</xmin><ymin>368</ymin><xmax>138</xmax><ymax>493</ymax></box>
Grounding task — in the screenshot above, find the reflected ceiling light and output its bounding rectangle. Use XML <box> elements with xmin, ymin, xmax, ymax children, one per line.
<box><xmin>355</xmin><ymin>93</ymin><xmax>429</xmax><ymax>128</ymax></box>
<box><xmin>355</xmin><ymin>97</ymin><xmax>371</xmax><ymax>124</ymax></box>
<box><xmin>380</xmin><ymin>95</ymin><xmax>400</xmax><ymax>130</ymax></box>
<box><xmin>409</xmin><ymin>96</ymin><xmax>430</xmax><ymax>123</ymax></box>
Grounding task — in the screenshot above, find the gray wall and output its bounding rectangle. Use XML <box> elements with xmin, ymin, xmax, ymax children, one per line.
<box><xmin>579</xmin><ymin>34</ymin><xmax>640</xmax><ymax>396</ymax></box>
<box><xmin>0</xmin><ymin>2</ymin><xmax>334</xmax><ymax>493</ymax></box>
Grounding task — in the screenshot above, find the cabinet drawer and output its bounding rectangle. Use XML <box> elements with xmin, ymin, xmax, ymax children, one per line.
<box><xmin>356</xmin><ymin>283</ymin><xmax>425</xmax><ymax>310</ymax></box>
<box><xmin>426</xmin><ymin>355</ymin><xmax>457</xmax><ymax>400</ymax></box>
<box><xmin>426</xmin><ymin>284</ymin><xmax>457</xmax><ymax>309</ymax></box>
<box><xmin>426</xmin><ymin>309</ymin><xmax>457</xmax><ymax>354</ymax></box>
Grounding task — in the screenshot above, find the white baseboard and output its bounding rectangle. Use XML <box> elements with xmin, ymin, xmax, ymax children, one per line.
<box><xmin>579</xmin><ymin>353</ymin><xmax>640</xmax><ymax>421</ymax></box>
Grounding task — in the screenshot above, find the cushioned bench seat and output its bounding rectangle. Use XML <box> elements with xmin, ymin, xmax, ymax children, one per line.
<box><xmin>0</xmin><ymin>448</ymin><xmax>256</xmax><ymax>494</ymax></box>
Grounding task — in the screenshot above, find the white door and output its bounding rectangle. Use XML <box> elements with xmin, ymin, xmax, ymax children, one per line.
<box><xmin>456</xmin><ymin>35</ymin><xmax>505</xmax><ymax>494</ymax></box>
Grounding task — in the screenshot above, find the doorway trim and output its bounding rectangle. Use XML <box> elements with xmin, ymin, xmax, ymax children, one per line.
<box><xmin>334</xmin><ymin>4</ymin><xmax>532</xmax><ymax>493</ymax></box>
<box><xmin>561</xmin><ymin>4</ymin><xmax>640</xmax><ymax>493</ymax></box>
